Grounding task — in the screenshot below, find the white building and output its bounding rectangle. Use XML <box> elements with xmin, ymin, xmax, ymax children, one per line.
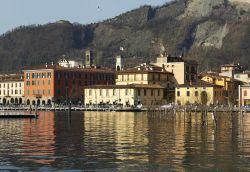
<box><xmin>0</xmin><ymin>74</ymin><xmax>24</xmax><ymax>105</ymax></box>
<box><xmin>58</xmin><ymin>58</ymin><xmax>84</xmax><ymax>68</ymax></box>
<box><xmin>234</xmin><ymin>71</ymin><xmax>250</xmax><ymax>84</ymax></box>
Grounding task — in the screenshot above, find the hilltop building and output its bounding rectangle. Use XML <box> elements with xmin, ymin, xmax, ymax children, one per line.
<box><xmin>58</xmin><ymin>57</ymin><xmax>84</xmax><ymax>68</ymax></box>
<box><xmin>0</xmin><ymin>74</ymin><xmax>24</xmax><ymax>105</ymax></box>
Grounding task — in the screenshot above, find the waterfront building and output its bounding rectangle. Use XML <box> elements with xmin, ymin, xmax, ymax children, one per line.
<box><xmin>175</xmin><ymin>81</ymin><xmax>224</xmax><ymax>106</ymax></box>
<box><xmin>238</xmin><ymin>85</ymin><xmax>250</xmax><ymax>107</ymax></box>
<box><xmin>84</xmin><ymin>63</ymin><xmax>174</xmax><ymax>106</ymax></box>
<box><xmin>23</xmin><ymin>64</ymin><xmax>115</xmax><ymax>105</ymax></box>
<box><xmin>152</xmin><ymin>53</ymin><xmax>198</xmax><ymax>85</ymax></box>
<box><xmin>84</xmin><ymin>84</ymin><xmax>165</xmax><ymax>106</ymax></box>
<box><xmin>219</xmin><ymin>63</ymin><xmax>243</xmax><ymax>78</ymax></box>
<box><xmin>200</xmin><ymin>72</ymin><xmax>242</xmax><ymax>105</ymax></box>
<box><xmin>0</xmin><ymin>74</ymin><xmax>24</xmax><ymax>105</ymax></box>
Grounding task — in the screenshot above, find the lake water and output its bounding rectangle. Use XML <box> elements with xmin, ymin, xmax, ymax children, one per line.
<box><xmin>0</xmin><ymin>111</ymin><xmax>250</xmax><ymax>171</ymax></box>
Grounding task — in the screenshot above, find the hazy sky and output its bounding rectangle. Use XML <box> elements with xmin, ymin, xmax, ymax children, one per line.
<box><xmin>0</xmin><ymin>0</ymin><xmax>170</xmax><ymax>34</ymax></box>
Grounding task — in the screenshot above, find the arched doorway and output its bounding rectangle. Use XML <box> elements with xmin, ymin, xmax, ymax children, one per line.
<box><xmin>10</xmin><ymin>98</ymin><xmax>14</xmax><ymax>104</ymax></box>
<box><xmin>19</xmin><ymin>98</ymin><xmax>22</xmax><ymax>104</ymax></box>
<box><xmin>47</xmin><ymin>99</ymin><xmax>51</xmax><ymax>105</ymax></box>
<box><xmin>37</xmin><ymin>99</ymin><xmax>40</xmax><ymax>105</ymax></box>
<box><xmin>14</xmin><ymin>98</ymin><xmax>18</xmax><ymax>104</ymax></box>
<box><xmin>2</xmin><ymin>98</ymin><xmax>6</xmax><ymax>105</ymax></box>
<box><xmin>32</xmin><ymin>100</ymin><xmax>36</xmax><ymax>105</ymax></box>
<box><xmin>42</xmin><ymin>100</ymin><xmax>46</xmax><ymax>105</ymax></box>
<box><xmin>27</xmin><ymin>99</ymin><xmax>30</xmax><ymax>105</ymax></box>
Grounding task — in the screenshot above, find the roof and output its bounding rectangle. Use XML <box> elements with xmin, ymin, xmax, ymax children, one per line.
<box><xmin>177</xmin><ymin>80</ymin><xmax>223</xmax><ymax>88</ymax></box>
<box><xmin>199</xmin><ymin>72</ymin><xmax>243</xmax><ymax>83</ymax></box>
<box><xmin>221</xmin><ymin>63</ymin><xmax>239</xmax><ymax>67</ymax></box>
<box><xmin>84</xmin><ymin>84</ymin><xmax>165</xmax><ymax>89</ymax></box>
<box><xmin>116</xmin><ymin>63</ymin><xmax>173</xmax><ymax>75</ymax></box>
<box><xmin>22</xmin><ymin>64</ymin><xmax>114</xmax><ymax>73</ymax></box>
<box><xmin>0</xmin><ymin>74</ymin><xmax>23</xmax><ymax>82</ymax></box>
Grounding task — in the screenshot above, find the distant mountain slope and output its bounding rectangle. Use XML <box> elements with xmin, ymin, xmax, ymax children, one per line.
<box><xmin>0</xmin><ymin>0</ymin><xmax>250</xmax><ymax>72</ymax></box>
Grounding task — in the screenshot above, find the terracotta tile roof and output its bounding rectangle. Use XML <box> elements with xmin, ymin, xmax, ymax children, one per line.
<box><xmin>84</xmin><ymin>84</ymin><xmax>165</xmax><ymax>89</ymax></box>
<box><xmin>0</xmin><ymin>74</ymin><xmax>23</xmax><ymax>82</ymax></box>
<box><xmin>116</xmin><ymin>63</ymin><xmax>173</xmax><ymax>75</ymax></box>
<box><xmin>22</xmin><ymin>64</ymin><xmax>114</xmax><ymax>73</ymax></box>
<box><xmin>177</xmin><ymin>80</ymin><xmax>223</xmax><ymax>88</ymax></box>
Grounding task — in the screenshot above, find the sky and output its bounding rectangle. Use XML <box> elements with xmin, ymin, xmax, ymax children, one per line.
<box><xmin>0</xmin><ymin>0</ymin><xmax>170</xmax><ymax>35</ymax></box>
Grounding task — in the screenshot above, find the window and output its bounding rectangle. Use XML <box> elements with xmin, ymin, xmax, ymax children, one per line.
<box><xmin>32</xmin><ymin>80</ymin><xmax>36</xmax><ymax>85</ymax></box>
<box><xmin>187</xmin><ymin>91</ymin><xmax>190</xmax><ymax>96</ymax></box>
<box><xmin>43</xmin><ymin>80</ymin><xmax>45</xmax><ymax>85</ymax></box>
<box><xmin>26</xmin><ymin>81</ymin><xmax>30</xmax><ymax>86</ymax></box>
<box><xmin>177</xmin><ymin>91</ymin><xmax>180</xmax><ymax>97</ymax></box>
<box><xmin>48</xmin><ymin>80</ymin><xmax>50</xmax><ymax>85</ymax></box>
<box><xmin>195</xmin><ymin>91</ymin><xmax>198</xmax><ymax>97</ymax></box>
<box><xmin>32</xmin><ymin>73</ymin><xmax>35</xmax><ymax>79</ymax></box>
<box><xmin>37</xmin><ymin>81</ymin><xmax>40</xmax><ymax>86</ymax></box>
<box><xmin>32</xmin><ymin>90</ymin><xmax>35</xmax><ymax>95</ymax></box>
<box><xmin>47</xmin><ymin>72</ymin><xmax>52</xmax><ymax>78</ymax></box>
<box><xmin>48</xmin><ymin>90</ymin><xmax>50</xmax><ymax>95</ymax></box>
<box><xmin>37</xmin><ymin>90</ymin><xmax>40</xmax><ymax>94</ymax></box>
<box><xmin>244</xmin><ymin>90</ymin><xmax>247</xmax><ymax>96</ymax></box>
<box><xmin>125</xmin><ymin>89</ymin><xmax>128</xmax><ymax>95</ymax></box>
<box><xmin>26</xmin><ymin>73</ymin><xmax>30</xmax><ymax>79</ymax></box>
<box><xmin>100</xmin><ymin>89</ymin><xmax>103</xmax><ymax>96</ymax></box>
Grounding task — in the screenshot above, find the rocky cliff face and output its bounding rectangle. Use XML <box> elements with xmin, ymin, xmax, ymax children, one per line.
<box><xmin>0</xmin><ymin>0</ymin><xmax>250</xmax><ymax>71</ymax></box>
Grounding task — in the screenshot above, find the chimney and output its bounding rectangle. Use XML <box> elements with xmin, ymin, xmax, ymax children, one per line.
<box><xmin>46</xmin><ymin>63</ymin><xmax>48</xmax><ymax>68</ymax></box>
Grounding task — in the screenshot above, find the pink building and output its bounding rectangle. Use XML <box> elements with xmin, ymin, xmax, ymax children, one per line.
<box><xmin>239</xmin><ymin>85</ymin><xmax>250</xmax><ymax>107</ymax></box>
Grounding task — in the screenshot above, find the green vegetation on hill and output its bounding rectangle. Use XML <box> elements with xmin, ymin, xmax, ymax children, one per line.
<box><xmin>0</xmin><ymin>0</ymin><xmax>250</xmax><ymax>72</ymax></box>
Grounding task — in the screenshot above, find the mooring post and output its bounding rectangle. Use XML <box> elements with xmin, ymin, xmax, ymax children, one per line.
<box><xmin>35</xmin><ymin>104</ymin><xmax>38</xmax><ymax>119</ymax></box>
<box><xmin>188</xmin><ymin>106</ymin><xmax>192</xmax><ymax>123</ymax></box>
<box><xmin>68</xmin><ymin>101</ymin><xmax>72</xmax><ymax>117</ymax></box>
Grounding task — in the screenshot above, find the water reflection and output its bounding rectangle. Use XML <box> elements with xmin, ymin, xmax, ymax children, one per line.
<box><xmin>0</xmin><ymin>111</ymin><xmax>249</xmax><ymax>171</ymax></box>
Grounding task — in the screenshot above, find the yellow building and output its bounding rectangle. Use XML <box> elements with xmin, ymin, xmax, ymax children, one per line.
<box><xmin>200</xmin><ymin>72</ymin><xmax>242</xmax><ymax>105</ymax></box>
<box><xmin>84</xmin><ymin>84</ymin><xmax>165</xmax><ymax>107</ymax></box>
<box><xmin>116</xmin><ymin>63</ymin><xmax>176</xmax><ymax>88</ymax></box>
<box><xmin>175</xmin><ymin>81</ymin><xmax>224</xmax><ymax>106</ymax></box>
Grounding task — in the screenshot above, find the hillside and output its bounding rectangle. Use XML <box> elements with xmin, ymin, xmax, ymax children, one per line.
<box><xmin>0</xmin><ymin>0</ymin><xmax>250</xmax><ymax>72</ymax></box>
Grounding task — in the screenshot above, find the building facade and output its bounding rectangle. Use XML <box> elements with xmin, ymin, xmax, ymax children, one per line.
<box><xmin>23</xmin><ymin>65</ymin><xmax>115</xmax><ymax>105</ymax></box>
<box><xmin>220</xmin><ymin>63</ymin><xmax>243</xmax><ymax>78</ymax></box>
<box><xmin>200</xmin><ymin>72</ymin><xmax>242</xmax><ymax>105</ymax></box>
<box><xmin>153</xmin><ymin>54</ymin><xmax>198</xmax><ymax>85</ymax></box>
<box><xmin>175</xmin><ymin>81</ymin><xmax>224</xmax><ymax>106</ymax></box>
<box><xmin>115</xmin><ymin>63</ymin><xmax>176</xmax><ymax>102</ymax></box>
<box><xmin>239</xmin><ymin>85</ymin><xmax>250</xmax><ymax>107</ymax></box>
<box><xmin>84</xmin><ymin>84</ymin><xmax>165</xmax><ymax>107</ymax></box>
<box><xmin>0</xmin><ymin>74</ymin><xmax>24</xmax><ymax>105</ymax></box>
